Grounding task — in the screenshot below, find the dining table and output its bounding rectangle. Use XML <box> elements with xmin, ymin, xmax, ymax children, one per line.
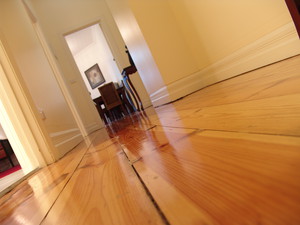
<box><xmin>93</xmin><ymin>85</ymin><xmax>135</xmax><ymax>124</ymax></box>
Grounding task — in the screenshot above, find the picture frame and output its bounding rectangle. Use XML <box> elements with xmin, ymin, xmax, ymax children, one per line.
<box><xmin>84</xmin><ymin>64</ymin><xmax>105</xmax><ymax>89</ymax></box>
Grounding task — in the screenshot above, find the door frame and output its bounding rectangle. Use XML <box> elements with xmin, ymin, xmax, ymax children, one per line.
<box><xmin>0</xmin><ymin>38</ymin><xmax>52</xmax><ymax>174</ymax></box>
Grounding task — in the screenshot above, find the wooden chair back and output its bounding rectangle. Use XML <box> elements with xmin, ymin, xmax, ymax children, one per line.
<box><xmin>98</xmin><ymin>82</ymin><xmax>122</xmax><ymax>110</ymax></box>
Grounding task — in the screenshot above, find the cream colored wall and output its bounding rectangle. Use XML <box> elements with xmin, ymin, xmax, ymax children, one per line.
<box><xmin>0</xmin><ymin>0</ymin><xmax>83</xmax><ymax>160</ymax></box>
<box><xmin>105</xmin><ymin>0</ymin><xmax>168</xmax><ymax>106</ymax></box>
<box><xmin>28</xmin><ymin>0</ymin><xmax>152</xmax><ymax>110</ymax></box>
<box><xmin>128</xmin><ymin>0</ymin><xmax>199</xmax><ymax>85</ymax></box>
<box><xmin>129</xmin><ymin>0</ymin><xmax>295</xmax><ymax>73</ymax></box>
<box><xmin>108</xmin><ymin>0</ymin><xmax>300</xmax><ymax>105</ymax></box>
<box><xmin>168</xmin><ymin>0</ymin><xmax>294</xmax><ymax>65</ymax></box>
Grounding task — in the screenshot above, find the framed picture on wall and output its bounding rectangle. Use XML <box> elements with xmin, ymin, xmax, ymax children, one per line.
<box><xmin>84</xmin><ymin>64</ymin><xmax>105</xmax><ymax>89</ymax></box>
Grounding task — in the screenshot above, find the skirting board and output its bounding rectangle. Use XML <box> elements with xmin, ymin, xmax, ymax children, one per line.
<box><xmin>50</xmin><ymin>122</ymin><xmax>102</xmax><ymax>159</ymax></box>
<box><xmin>151</xmin><ymin>22</ymin><xmax>300</xmax><ymax>106</ymax></box>
<box><xmin>142</xmin><ymin>99</ymin><xmax>153</xmax><ymax>108</ymax></box>
<box><xmin>150</xmin><ymin>86</ymin><xmax>170</xmax><ymax>107</ymax></box>
<box><xmin>85</xmin><ymin>122</ymin><xmax>103</xmax><ymax>136</ymax></box>
<box><xmin>50</xmin><ymin>128</ymin><xmax>83</xmax><ymax>159</ymax></box>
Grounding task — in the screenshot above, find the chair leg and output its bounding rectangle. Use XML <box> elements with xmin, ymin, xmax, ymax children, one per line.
<box><xmin>121</xmin><ymin>104</ymin><xmax>128</xmax><ymax>116</ymax></box>
<box><xmin>108</xmin><ymin>110</ymin><xmax>114</xmax><ymax>123</ymax></box>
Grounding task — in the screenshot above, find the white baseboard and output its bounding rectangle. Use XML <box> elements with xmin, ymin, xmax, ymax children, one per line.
<box><xmin>150</xmin><ymin>86</ymin><xmax>170</xmax><ymax>107</ymax></box>
<box><xmin>85</xmin><ymin>122</ymin><xmax>103</xmax><ymax>135</ymax></box>
<box><xmin>141</xmin><ymin>99</ymin><xmax>152</xmax><ymax>108</ymax></box>
<box><xmin>50</xmin><ymin>128</ymin><xmax>83</xmax><ymax>158</ymax></box>
<box><xmin>152</xmin><ymin>22</ymin><xmax>300</xmax><ymax>105</ymax></box>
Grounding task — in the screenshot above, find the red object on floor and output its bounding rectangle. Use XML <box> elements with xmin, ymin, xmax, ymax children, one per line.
<box><xmin>0</xmin><ymin>165</ymin><xmax>21</xmax><ymax>179</ymax></box>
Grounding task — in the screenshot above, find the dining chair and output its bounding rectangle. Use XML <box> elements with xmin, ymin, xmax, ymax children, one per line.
<box><xmin>98</xmin><ymin>82</ymin><xmax>127</xmax><ymax>122</ymax></box>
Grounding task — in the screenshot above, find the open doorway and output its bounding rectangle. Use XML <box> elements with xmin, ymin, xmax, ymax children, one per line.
<box><xmin>0</xmin><ymin>124</ymin><xmax>22</xmax><ymax>192</ymax></box>
<box><xmin>0</xmin><ymin>39</ymin><xmax>45</xmax><ymax>194</ymax></box>
<box><xmin>64</xmin><ymin>23</ymin><xmax>122</xmax><ymax>100</ymax></box>
<box><xmin>64</xmin><ymin>22</ymin><xmax>152</xmax><ymax>124</ymax></box>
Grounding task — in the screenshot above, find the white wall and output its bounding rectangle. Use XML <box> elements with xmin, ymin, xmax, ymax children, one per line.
<box><xmin>66</xmin><ymin>24</ymin><xmax>121</xmax><ymax>100</ymax></box>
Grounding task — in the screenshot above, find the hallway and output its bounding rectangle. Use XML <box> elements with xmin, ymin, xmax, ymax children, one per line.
<box><xmin>0</xmin><ymin>55</ymin><xmax>299</xmax><ymax>224</ymax></box>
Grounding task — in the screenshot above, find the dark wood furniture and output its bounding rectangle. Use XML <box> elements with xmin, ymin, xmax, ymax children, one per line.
<box><xmin>122</xmin><ymin>65</ymin><xmax>144</xmax><ymax>111</ymax></box>
<box><xmin>122</xmin><ymin>46</ymin><xmax>144</xmax><ymax>111</ymax></box>
<box><xmin>98</xmin><ymin>82</ymin><xmax>127</xmax><ymax>122</ymax></box>
<box><xmin>93</xmin><ymin>84</ymin><xmax>134</xmax><ymax>124</ymax></box>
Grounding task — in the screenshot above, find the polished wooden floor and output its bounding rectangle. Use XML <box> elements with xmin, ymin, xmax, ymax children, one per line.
<box><xmin>0</xmin><ymin>55</ymin><xmax>300</xmax><ymax>224</ymax></box>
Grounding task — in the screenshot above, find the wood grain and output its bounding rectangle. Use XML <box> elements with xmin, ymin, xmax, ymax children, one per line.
<box><xmin>117</xmin><ymin>126</ymin><xmax>197</xmax><ymax>163</ymax></box>
<box><xmin>0</xmin><ymin>55</ymin><xmax>300</xmax><ymax>225</ymax></box>
<box><xmin>0</xmin><ymin>140</ymin><xmax>90</xmax><ymax>224</ymax></box>
<box><xmin>151</xmin><ymin>55</ymin><xmax>300</xmax><ymax>136</ymax></box>
<box><xmin>42</xmin><ymin>141</ymin><xmax>164</xmax><ymax>225</ymax></box>
<box><xmin>133</xmin><ymin>130</ymin><xmax>300</xmax><ymax>225</ymax></box>
<box><xmin>173</xmin><ymin>94</ymin><xmax>300</xmax><ymax>135</ymax></box>
<box><xmin>172</xmin><ymin>54</ymin><xmax>300</xmax><ymax>110</ymax></box>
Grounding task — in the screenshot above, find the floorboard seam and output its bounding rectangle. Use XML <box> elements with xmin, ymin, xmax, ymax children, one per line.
<box><xmin>39</xmin><ymin>141</ymin><xmax>94</xmax><ymax>225</ymax></box>
<box><xmin>119</xmin><ymin>143</ymin><xmax>170</xmax><ymax>225</ymax></box>
<box><xmin>131</xmin><ymin>165</ymin><xmax>171</xmax><ymax>225</ymax></box>
<box><xmin>154</xmin><ymin>53</ymin><xmax>300</xmax><ymax>110</ymax></box>
<box><xmin>153</xmin><ymin>126</ymin><xmax>300</xmax><ymax>138</ymax></box>
<box><xmin>200</xmin><ymin>129</ymin><xmax>300</xmax><ymax>138</ymax></box>
<box><xmin>155</xmin><ymin>124</ymin><xmax>200</xmax><ymax>130</ymax></box>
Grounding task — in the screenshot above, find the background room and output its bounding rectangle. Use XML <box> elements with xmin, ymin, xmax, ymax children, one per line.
<box><xmin>65</xmin><ymin>23</ymin><xmax>122</xmax><ymax>100</ymax></box>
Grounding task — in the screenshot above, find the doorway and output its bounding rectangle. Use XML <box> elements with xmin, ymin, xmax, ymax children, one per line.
<box><xmin>0</xmin><ymin>39</ymin><xmax>44</xmax><ymax>193</ymax></box>
<box><xmin>64</xmin><ymin>23</ymin><xmax>122</xmax><ymax>100</ymax></box>
<box><xmin>0</xmin><ymin>123</ymin><xmax>22</xmax><ymax>192</ymax></box>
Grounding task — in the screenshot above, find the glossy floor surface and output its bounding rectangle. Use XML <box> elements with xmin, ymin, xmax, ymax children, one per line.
<box><xmin>0</xmin><ymin>55</ymin><xmax>300</xmax><ymax>224</ymax></box>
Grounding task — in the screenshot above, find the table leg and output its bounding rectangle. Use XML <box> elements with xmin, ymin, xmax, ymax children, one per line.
<box><xmin>122</xmin><ymin>75</ymin><xmax>140</xmax><ymax>111</ymax></box>
<box><xmin>126</xmin><ymin>75</ymin><xmax>144</xmax><ymax>111</ymax></box>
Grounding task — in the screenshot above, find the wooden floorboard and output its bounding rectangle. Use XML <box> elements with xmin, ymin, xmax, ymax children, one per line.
<box><xmin>42</xmin><ymin>141</ymin><xmax>164</xmax><ymax>225</ymax></box>
<box><xmin>0</xmin><ymin>55</ymin><xmax>300</xmax><ymax>224</ymax></box>
<box><xmin>0</xmin><ymin>139</ymin><xmax>91</xmax><ymax>225</ymax></box>
<box><xmin>117</xmin><ymin>126</ymin><xmax>197</xmax><ymax>163</ymax></box>
<box><xmin>158</xmin><ymin>94</ymin><xmax>300</xmax><ymax>136</ymax></box>
<box><xmin>133</xmin><ymin>130</ymin><xmax>300</xmax><ymax>225</ymax></box>
<box><xmin>171</xmin><ymin>54</ymin><xmax>300</xmax><ymax>110</ymax></box>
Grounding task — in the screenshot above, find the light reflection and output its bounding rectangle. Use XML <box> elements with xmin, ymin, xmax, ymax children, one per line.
<box><xmin>14</xmin><ymin>214</ymin><xmax>33</xmax><ymax>225</ymax></box>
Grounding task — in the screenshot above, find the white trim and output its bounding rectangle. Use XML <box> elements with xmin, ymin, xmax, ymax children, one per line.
<box><xmin>157</xmin><ymin>22</ymin><xmax>300</xmax><ymax>104</ymax></box>
<box><xmin>85</xmin><ymin>122</ymin><xmax>102</xmax><ymax>134</ymax></box>
<box><xmin>54</xmin><ymin>134</ymin><xmax>82</xmax><ymax>148</ymax></box>
<box><xmin>54</xmin><ymin>133</ymin><xmax>82</xmax><ymax>158</ymax></box>
<box><xmin>50</xmin><ymin>128</ymin><xmax>80</xmax><ymax>138</ymax></box>
<box><xmin>142</xmin><ymin>99</ymin><xmax>152</xmax><ymax>108</ymax></box>
<box><xmin>150</xmin><ymin>86</ymin><xmax>170</xmax><ymax>107</ymax></box>
<box><xmin>50</xmin><ymin>128</ymin><xmax>81</xmax><ymax>146</ymax></box>
<box><xmin>49</xmin><ymin>128</ymin><xmax>82</xmax><ymax>158</ymax></box>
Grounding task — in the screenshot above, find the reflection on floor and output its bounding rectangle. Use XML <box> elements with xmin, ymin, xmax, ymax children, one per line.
<box><xmin>0</xmin><ymin>55</ymin><xmax>300</xmax><ymax>224</ymax></box>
